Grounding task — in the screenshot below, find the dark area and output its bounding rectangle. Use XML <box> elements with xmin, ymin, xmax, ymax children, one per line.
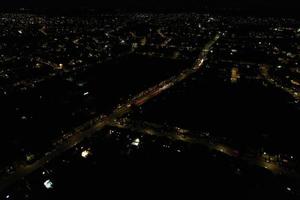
<box><xmin>0</xmin><ymin>6</ymin><xmax>299</xmax><ymax>200</ymax></box>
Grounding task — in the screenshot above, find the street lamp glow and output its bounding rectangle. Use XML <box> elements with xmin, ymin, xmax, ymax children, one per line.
<box><xmin>81</xmin><ymin>150</ymin><xmax>90</xmax><ymax>158</ymax></box>
<box><xmin>131</xmin><ymin>138</ymin><xmax>140</xmax><ymax>146</ymax></box>
<box><xmin>44</xmin><ymin>179</ymin><xmax>53</xmax><ymax>189</ymax></box>
<box><xmin>58</xmin><ymin>63</ymin><xmax>64</xmax><ymax>69</ymax></box>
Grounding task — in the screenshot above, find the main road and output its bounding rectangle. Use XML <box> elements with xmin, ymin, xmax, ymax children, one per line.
<box><xmin>0</xmin><ymin>33</ymin><xmax>220</xmax><ymax>192</ymax></box>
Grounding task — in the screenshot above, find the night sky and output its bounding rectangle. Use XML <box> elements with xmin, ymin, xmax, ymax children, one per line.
<box><xmin>0</xmin><ymin>0</ymin><xmax>299</xmax><ymax>16</ymax></box>
<box><xmin>0</xmin><ymin>0</ymin><xmax>296</xmax><ymax>8</ymax></box>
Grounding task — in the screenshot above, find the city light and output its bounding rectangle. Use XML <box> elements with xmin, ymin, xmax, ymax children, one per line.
<box><xmin>131</xmin><ymin>138</ymin><xmax>140</xmax><ymax>146</ymax></box>
<box><xmin>58</xmin><ymin>63</ymin><xmax>64</xmax><ymax>69</ymax></box>
<box><xmin>81</xmin><ymin>150</ymin><xmax>91</xmax><ymax>158</ymax></box>
<box><xmin>43</xmin><ymin>179</ymin><xmax>53</xmax><ymax>189</ymax></box>
<box><xmin>0</xmin><ymin>11</ymin><xmax>299</xmax><ymax>199</ymax></box>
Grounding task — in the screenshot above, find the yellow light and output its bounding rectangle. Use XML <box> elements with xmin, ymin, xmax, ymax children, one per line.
<box><xmin>58</xmin><ymin>63</ymin><xmax>64</xmax><ymax>69</ymax></box>
<box><xmin>81</xmin><ymin>150</ymin><xmax>90</xmax><ymax>158</ymax></box>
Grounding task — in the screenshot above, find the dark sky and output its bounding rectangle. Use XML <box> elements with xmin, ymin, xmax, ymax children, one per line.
<box><xmin>1</xmin><ymin>0</ymin><xmax>298</xmax><ymax>14</ymax></box>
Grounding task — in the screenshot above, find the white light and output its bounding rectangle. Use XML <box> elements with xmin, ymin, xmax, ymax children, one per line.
<box><xmin>287</xmin><ymin>187</ymin><xmax>292</xmax><ymax>191</ymax></box>
<box><xmin>263</xmin><ymin>152</ymin><xmax>267</xmax><ymax>155</ymax></box>
<box><xmin>131</xmin><ymin>138</ymin><xmax>140</xmax><ymax>146</ymax></box>
<box><xmin>83</xmin><ymin>92</ymin><xmax>89</xmax><ymax>96</ymax></box>
<box><xmin>81</xmin><ymin>150</ymin><xmax>90</xmax><ymax>158</ymax></box>
<box><xmin>44</xmin><ymin>179</ymin><xmax>53</xmax><ymax>189</ymax></box>
<box><xmin>6</xmin><ymin>195</ymin><xmax>10</xmax><ymax>199</ymax></box>
<box><xmin>18</xmin><ymin>30</ymin><xmax>23</xmax><ymax>34</ymax></box>
<box><xmin>291</xmin><ymin>156</ymin><xmax>294</xmax><ymax>159</ymax></box>
<box><xmin>277</xmin><ymin>65</ymin><xmax>282</xmax><ymax>69</ymax></box>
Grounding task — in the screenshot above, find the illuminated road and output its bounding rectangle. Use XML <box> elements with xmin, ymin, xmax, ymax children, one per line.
<box><xmin>0</xmin><ymin>34</ymin><xmax>220</xmax><ymax>192</ymax></box>
<box><xmin>109</xmin><ymin>119</ymin><xmax>299</xmax><ymax>177</ymax></box>
<box><xmin>259</xmin><ymin>64</ymin><xmax>300</xmax><ymax>102</ymax></box>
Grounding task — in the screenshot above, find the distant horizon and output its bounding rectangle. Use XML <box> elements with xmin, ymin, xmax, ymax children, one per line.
<box><xmin>0</xmin><ymin>6</ymin><xmax>299</xmax><ymax>19</ymax></box>
<box><xmin>0</xmin><ymin>0</ymin><xmax>298</xmax><ymax>12</ymax></box>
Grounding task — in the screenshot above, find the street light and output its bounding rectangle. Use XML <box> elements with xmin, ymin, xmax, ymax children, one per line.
<box><xmin>44</xmin><ymin>179</ymin><xmax>53</xmax><ymax>189</ymax></box>
<box><xmin>81</xmin><ymin>150</ymin><xmax>91</xmax><ymax>158</ymax></box>
<box><xmin>131</xmin><ymin>138</ymin><xmax>140</xmax><ymax>147</ymax></box>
